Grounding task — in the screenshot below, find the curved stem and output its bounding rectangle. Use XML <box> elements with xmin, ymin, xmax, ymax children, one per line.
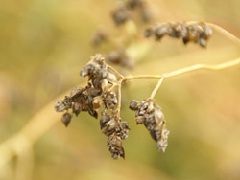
<box><xmin>108</xmin><ymin>65</ymin><xmax>124</xmax><ymax>79</ymax></box>
<box><xmin>123</xmin><ymin>57</ymin><xmax>240</xmax><ymax>82</ymax></box>
<box><xmin>208</xmin><ymin>23</ymin><xmax>240</xmax><ymax>46</ymax></box>
<box><xmin>186</xmin><ymin>21</ymin><xmax>240</xmax><ymax>46</ymax></box>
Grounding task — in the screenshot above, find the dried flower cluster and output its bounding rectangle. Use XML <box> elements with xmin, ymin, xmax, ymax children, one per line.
<box><xmin>129</xmin><ymin>99</ymin><xmax>170</xmax><ymax>152</ymax></box>
<box><xmin>111</xmin><ymin>0</ymin><xmax>152</xmax><ymax>26</ymax></box>
<box><xmin>145</xmin><ymin>22</ymin><xmax>213</xmax><ymax>47</ymax></box>
<box><xmin>100</xmin><ymin>110</ymin><xmax>130</xmax><ymax>159</ymax></box>
<box><xmin>55</xmin><ymin>54</ymin><xmax>130</xmax><ymax>159</ymax></box>
<box><xmin>54</xmin><ymin>2</ymin><xmax>217</xmax><ymax>160</ymax></box>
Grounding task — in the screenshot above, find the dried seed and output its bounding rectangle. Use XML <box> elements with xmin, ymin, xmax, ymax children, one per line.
<box><xmin>129</xmin><ymin>100</ymin><xmax>140</xmax><ymax>110</ymax></box>
<box><xmin>61</xmin><ymin>112</ymin><xmax>72</xmax><ymax>127</ymax></box>
<box><xmin>72</xmin><ymin>102</ymin><xmax>82</xmax><ymax>116</ymax></box>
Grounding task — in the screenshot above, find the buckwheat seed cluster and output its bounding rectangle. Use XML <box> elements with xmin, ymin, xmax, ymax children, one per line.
<box><xmin>129</xmin><ymin>99</ymin><xmax>170</xmax><ymax>152</ymax></box>
<box><xmin>100</xmin><ymin>110</ymin><xmax>130</xmax><ymax>159</ymax></box>
<box><xmin>55</xmin><ymin>54</ymin><xmax>130</xmax><ymax>159</ymax></box>
<box><xmin>145</xmin><ymin>22</ymin><xmax>212</xmax><ymax>47</ymax></box>
<box><xmin>111</xmin><ymin>0</ymin><xmax>152</xmax><ymax>26</ymax></box>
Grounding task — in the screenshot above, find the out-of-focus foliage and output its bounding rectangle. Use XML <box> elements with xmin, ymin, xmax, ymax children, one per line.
<box><xmin>0</xmin><ymin>0</ymin><xmax>240</xmax><ymax>180</ymax></box>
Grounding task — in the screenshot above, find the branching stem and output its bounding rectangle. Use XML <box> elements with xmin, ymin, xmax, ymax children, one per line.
<box><xmin>1</xmin><ymin>21</ymin><xmax>240</xmax><ymax>169</ymax></box>
<box><xmin>108</xmin><ymin>65</ymin><xmax>124</xmax><ymax>79</ymax></box>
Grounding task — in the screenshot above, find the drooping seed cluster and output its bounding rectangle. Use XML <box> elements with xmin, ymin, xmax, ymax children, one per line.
<box><xmin>55</xmin><ymin>84</ymin><xmax>100</xmax><ymax>121</ymax></box>
<box><xmin>55</xmin><ymin>54</ymin><xmax>130</xmax><ymax>159</ymax></box>
<box><xmin>129</xmin><ymin>99</ymin><xmax>170</xmax><ymax>152</ymax></box>
<box><xmin>100</xmin><ymin>110</ymin><xmax>130</xmax><ymax>159</ymax></box>
<box><xmin>111</xmin><ymin>0</ymin><xmax>152</xmax><ymax>26</ymax></box>
<box><xmin>145</xmin><ymin>22</ymin><xmax>213</xmax><ymax>48</ymax></box>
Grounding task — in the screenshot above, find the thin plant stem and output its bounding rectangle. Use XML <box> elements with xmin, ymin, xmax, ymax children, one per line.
<box><xmin>108</xmin><ymin>65</ymin><xmax>124</xmax><ymax>79</ymax></box>
<box><xmin>208</xmin><ymin>23</ymin><xmax>240</xmax><ymax>46</ymax></box>
<box><xmin>123</xmin><ymin>57</ymin><xmax>240</xmax><ymax>81</ymax></box>
<box><xmin>150</xmin><ymin>78</ymin><xmax>164</xmax><ymax>99</ymax></box>
<box><xmin>116</xmin><ymin>81</ymin><xmax>122</xmax><ymax>116</ymax></box>
<box><xmin>186</xmin><ymin>21</ymin><xmax>240</xmax><ymax>45</ymax></box>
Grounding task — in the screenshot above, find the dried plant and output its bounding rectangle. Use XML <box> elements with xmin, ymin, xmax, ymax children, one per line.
<box><xmin>55</xmin><ymin>28</ymin><xmax>240</xmax><ymax>159</ymax></box>
<box><xmin>1</xmin><ymin>1</ymin><xmax>240</xmax><ymax>172</ymax></box>
<box><xmin>52</xmin><ymin>1</ymin><xmax>240</xmax><ymax>159</ymax></box>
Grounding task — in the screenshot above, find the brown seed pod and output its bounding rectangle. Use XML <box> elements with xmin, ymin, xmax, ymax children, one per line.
<box><xmin>129</xmin><ymin>99</ymin><xmax>170</xmax><ymax>152</ymax></box>
<box><xmin>61</xmin><ymin>112</ymin><xmax>72</xmax><ymax>127</ymax></box>
<box><xmin>108</xmin><ymin>134</ymin><xmax>125</xmax><ymax>159</ymax></box>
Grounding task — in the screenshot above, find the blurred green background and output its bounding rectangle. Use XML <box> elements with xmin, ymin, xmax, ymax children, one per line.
<box><xmin>1</xmin><ymin>0</ymin><xmax>240</xmax><ymax>180</ymax></box>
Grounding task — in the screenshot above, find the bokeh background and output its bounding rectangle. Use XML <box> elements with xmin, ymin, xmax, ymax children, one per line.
<box><xmin>1</xmin><ymin>0</ymin><xmax>240</xmax><ymax>180</ymax></box>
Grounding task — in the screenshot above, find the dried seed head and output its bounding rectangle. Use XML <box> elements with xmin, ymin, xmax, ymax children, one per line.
<box><xmin>155</xmin><ymin>24</ymin><xmax>170</xmax><ymax>40</ymax></box>
<box><xmin>69</xmin><ymin>87</ymin><xmax>84</xmax><ymax>98</ymax></box>
<box><xmin>100</xmin><ymin>111</ymin><xmax>110</xmax><ymax>129</ymax></box>
<box><xmin>126</xmin><ymin>0</ymin><xmax>152</xmax><ymax>23</ymax></box>
<box><xmin>108</xmin><ymin>134</ymin><xmax>125</xmax><ymax>159</ymax></box>
<box><xmin>129</xmin><ymin>100</ymin><xmax>140</xmax><ymax>110</ymax></box>
<box><xmin>80</xmin><ymin>54</ymin><xmax>110</xmax><ymax>91</ymax></box>
<box><xmin>145</xmin><ymin>22</ymin><xmax>212</xmax><ymax>47</ymax></box>
<box><xmin>99</xmin><ymin>110</ymin><xmax>129</xmax><ymax>159</ymax></box>
<box><xmin>54</xmin><ymin>96</ymin><xmax>72</xmax><ymax>112</ymax></box>
<box><xmin>129</xmin><ymin>99</ymin><xmax>170</xmax><ymax>151</ymax></box>
<box><xmin>100</xmin><ymin>111</ymin><xmax>130</xmax><ymax>139</ymax></box>
<box><xmin>169</xmin><ymin>22</ymin><xmax>183</xmax><ymax>38</ymax></box>
<box><xmin>156</xmin><ymin>128</ymin><xmax>170</xmax><ymax>152</ymax></box>
<box><xmin>118</xmin><ymin>122</ymin><xmax>130</xmax><ymax>140</ymax></box>
<box><xmin>61</xmin><ymin>112</ymin><xmax>72</xmax><ymax>127</ymax></box>
<box><xmin>80</xmin><ymin>54</ymin><xmax>107</xmax><ymax>78</ymax></box>
<box><xmin>102</xmin><ymin>91</ymin><xmax>118</xmax><ymax>110</ymax></box>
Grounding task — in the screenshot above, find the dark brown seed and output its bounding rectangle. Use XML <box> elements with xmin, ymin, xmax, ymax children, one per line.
<box><xmin>129</xmin><ymin>100</ymin><xmax>140</xmax><ymax>110</ymax></box>
<box><xmin>61</xmin><ymin>112</ymin><xmax>72</xmax><ymax>127</ymax></box>
<box><xmin>72</xmin><ymin>102</ymin><xmax>82</xmax><ymax>116</ymax></box>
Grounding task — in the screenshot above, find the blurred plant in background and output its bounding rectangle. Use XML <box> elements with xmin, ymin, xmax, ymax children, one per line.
<box><xmin>1</xmin><ymin>0</ymin><xmax>240</xmax><ymax>180</ymax></box>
